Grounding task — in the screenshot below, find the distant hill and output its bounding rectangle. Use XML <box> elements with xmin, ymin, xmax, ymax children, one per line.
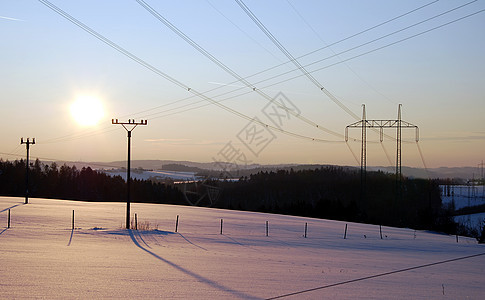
<box><xmin>28</xmin><ymin>158</ymin><xmax>481</xmax><ymax>180</ymax></box>
<box><xmin>369</xmin><ymin>166</ymin><xmax>481</xmax><ymax>180</ymax></box>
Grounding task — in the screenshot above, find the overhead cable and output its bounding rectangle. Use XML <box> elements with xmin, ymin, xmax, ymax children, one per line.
<box><xmin>38</xmin><ymin>0</ymin><xmax>343</xmax><ymax>144</ymax></box>
<box><xmin>129</xmin><ymin>0</ymin><xmax>447</xmax><ymax>121</ymax></box>
<box><xmin>235</xmin><ymin>0</ymin><xmax>360</xmax><ymax>120</ymax></box>
<box><xmin>257</xmin><ymin>8</ymin><xmax>485</xmax><ymax>91</ymax></box>
<box><xmin>37</xmin><ymin>0</ymin><xmax>483</xmax><ymax>145</ymax></box>
<box><xmin>266</xmin><ymin>252</ymin><xmax>485</xmax><ymax>299</ymax></box>
<box><xmin>135</xmin><ymin>0</ymin><xmax>344</xmax><ymax>139</ymax></box>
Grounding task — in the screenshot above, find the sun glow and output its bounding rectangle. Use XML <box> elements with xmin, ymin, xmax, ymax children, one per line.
<box><xmin>70</xmin><ymin>96</ymin><xmax>104</xmax><ymax>126</ymax></box>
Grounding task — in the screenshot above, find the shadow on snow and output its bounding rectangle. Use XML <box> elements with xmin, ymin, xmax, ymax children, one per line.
<box><xmin>127</xmin><ymin>229</ymin><xmax>259</xmax><ymax>299</ymax></box>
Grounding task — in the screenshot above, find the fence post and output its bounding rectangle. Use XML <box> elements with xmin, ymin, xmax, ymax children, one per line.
<box><xmin>220</xmin><ymin>219</ymin><xmax>223</xmax><ymax>235</ymax></box>
<box><xmin>266</xmin><ymin>221</ymin><xmax>269</xmax><ymax>237</ymax></box>
<box><xmin>175</xmin><ymin>215</ymin><xmax>179</xmax><ymax>233</ymax></box>
<box><xmin>8</xmin><ymin>209</ymin><xmax>11</xmax><ymax>229</ymax></box>
<box><xmin>304</xmin><ymin>222</ymin><xmax>308</xmax><ymax>238</ymax></box>
<box><xmin>380</xmin><ymin>225</ymin><xmax>382</xmax><ymax>239</ymax></box>
<box><xmin>72</xmin><ymin>210</ymin><xmax>75</xmax><ymax>230</ymax></box>
<box><xmin>344</xmin><ymin>224</ymin><xmax>348</xmax><ymax>239</ymax></box>
<box><xmin>135</xmin><ymin>213</ymin><xmax>138</xmax><ymax>230</ymax></box>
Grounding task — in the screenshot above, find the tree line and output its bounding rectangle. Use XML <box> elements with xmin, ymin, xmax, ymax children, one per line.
<box><xmin>0</xmin><ymin>159</ymin><xmax>183</xmax><ymax>204</ymax></box>
<box><xmin>214</xmin><ymin>166</ymin><xmax>455</xmax><ymax>233</ymax></box>
<box><xmin>0</xmin><ymin>159</ymin><xmax>458</xmax><ymax>235</ymax></box>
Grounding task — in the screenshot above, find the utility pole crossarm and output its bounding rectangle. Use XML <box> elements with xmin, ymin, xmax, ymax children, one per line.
<box><xmin>112</xmin><ymin>119</ymin><xmax>148</xmax><ymax>125</ymax></box>
<box><xmin>112</xmin><ymin>119</ymin><xmax>148</xmax><ymax>131</ymax></box>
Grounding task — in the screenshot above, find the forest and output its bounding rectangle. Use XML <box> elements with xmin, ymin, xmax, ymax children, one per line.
<box><xmin>0</xmin><ymin>159</ymin><xmax>457</xmax><ymax>234</ymax></box>
<box><xmin>214</xmin><ymin>167</ymin><xmax>454</xmax><ymax>232</ymax></box>
<box><xmin>0</xmin><ymin>159</ymin><xmax>183</xmax><ymax>204</ymax></box>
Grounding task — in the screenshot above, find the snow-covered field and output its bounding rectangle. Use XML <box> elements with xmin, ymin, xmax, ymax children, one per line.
<box><xmin>441</xmin><ymin>185</ymin><xmax>485</xmax><ymax>210</ymax></box>
<box><xmin>1</xmin><ymin>197</ymin><xmax>484</xmax><ymax>299</ymax></box>
<box><xmin>441</xmin><ymin>185</ymin><xmax>485</xmax><ymax>231</ymax></box>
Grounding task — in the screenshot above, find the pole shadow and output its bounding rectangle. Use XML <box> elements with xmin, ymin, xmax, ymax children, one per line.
<box><xmin>133</xmin><ymin>230</ymin><xmax>152</xmax><ymax>249</ymax></box>
<box><xmin>177</xmin><ymin>233</ymin><xmax>208</xmax><ymax>251</ymax></box>
<box><xmin>67</xmin><ymin>228</ymin><xmax>74</xmax><ymax>246</ymax></box>
<box><xmin>0</xmin><ymin>203</ymin><xmax>24</xmax><ymax>213</ymax></box>
<box><xmin>223</xmin><ymin>234</ymin><xmax>256</xmax><ymax>251</ymax></box>
<box><xmin>128</xmin><ymin>229</ymin><xmax>259</xmax><ymax>299</ymax></box>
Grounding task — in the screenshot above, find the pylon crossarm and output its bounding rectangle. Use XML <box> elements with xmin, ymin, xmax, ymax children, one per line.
<box><xmin>363</xmin><ymin>120</ymin><xmax>417</xmax><ymax>128</ymax></box>
<box><xmin>346</xmin><ymin>120</ymin><xmax>366</xmax><ymax>128</ymax></box>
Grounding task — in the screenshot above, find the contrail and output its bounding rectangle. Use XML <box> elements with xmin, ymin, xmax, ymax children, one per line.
<box><xmin>207</xmin><ymin>82</ymin><xmax>245</xmax><ymax>88</ymax></box>
<box><xmin>0</xmin><ymin>16</ymin><xmax>25</xmax><ymax>21</ymax></box>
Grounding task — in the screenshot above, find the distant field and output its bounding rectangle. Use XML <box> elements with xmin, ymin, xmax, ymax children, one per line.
<box><xmin>441</xmin><ymin>185</ymin><xmax>485</xmax><ymax>231</ymax></box>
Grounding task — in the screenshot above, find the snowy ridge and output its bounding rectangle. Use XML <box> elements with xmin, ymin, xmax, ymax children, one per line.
<box><xmin>0</xmin><ymin>197</ymin><xmax>484</xmax><ymax>299</ymax></box>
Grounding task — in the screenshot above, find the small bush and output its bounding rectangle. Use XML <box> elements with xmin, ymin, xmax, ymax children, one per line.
<box><xmin>130</xmin><ymin>218</ymin><xmax>158</xmax><ymax>231</ymax></box>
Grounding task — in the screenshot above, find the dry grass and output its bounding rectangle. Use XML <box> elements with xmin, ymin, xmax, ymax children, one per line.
<box><xmin>130</xmin><ymin>217</ymin><xmax>159</xmax><ymax>231</ymax></box>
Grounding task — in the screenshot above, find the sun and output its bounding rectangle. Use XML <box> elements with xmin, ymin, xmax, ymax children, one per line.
<box><xmin>70</xmin><ymin>96</ymin><xmax>104</xmax><ymax>126</ymax></box>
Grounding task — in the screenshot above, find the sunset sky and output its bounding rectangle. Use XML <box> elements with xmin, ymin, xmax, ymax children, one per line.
<box><xmin>1</xmin><ymin>0</ymin><xmax>484</xmax><ymax>169</ymax></box>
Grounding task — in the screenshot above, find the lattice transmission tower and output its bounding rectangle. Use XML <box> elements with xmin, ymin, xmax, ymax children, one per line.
<box><xmin>345</xmin><ymin>104</ymin><xmax>419</xmax><ymax>211</ymax></box>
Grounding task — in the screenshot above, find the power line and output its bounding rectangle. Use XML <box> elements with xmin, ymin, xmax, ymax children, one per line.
<box><xmin>219</xmin><ymin>0</ymin><xmax>443</xmax><ymax>103</ymax></box>
<box><xmin>135</xmin><ymin>0</ymin><xmax>344</xmax><ymax>139</ymax></box>
<box><xmin>416</xmin><ymin>141</ymin><xmax>430</xmax><ymax>178</ymax></box>
<box><xmin>131</xmin><ymin>0</ymin><xmax>447</xmax><ymax>122</ymax></box>
<box><xmin>304</xmin><ymin>0</ymin><xmax>479</xmax><ymax>71</ymax></box>
<box><xmin>136</xmin><ymin>1</ymin><xmax>482</xmax><ymax>131</ymax></box>
<box><xmin>234</xmin><ymin>0</ymin><xmax>481</xmax><ymax>151</ymax></box>
<box><xmin>235</xmin><ymin>0</ymin><xmax>360</xmax><ymax>120</ymax></box>
<box><xmin>136</xmin><ymin>0</ymin><xmax>465</xmax><ymax>140</ymax></box>
<box><xmin>36</xmin><ymin>1</ymin><xmax>483</xmax><ymax>148</ymax></box>
<box><xmin>285</xmin><ymin>0</ymin><xmax>400</xmax><ymax>105</ymax></box>
<box><xmin>266</xmin><ymin>252</ymin><xmax>485</xmax><ymax>299</ymax></box>
<box><xmin>292</xmin><ymin>0</ymin><xmax>442</xmax><ymax>63</ymax></box>
<box><xmin>0</xmin><ymin>151</ymin><xmax>24</xmax><ymax>159</ymax></box>
<box><xmin>38</xmin><ymin>0</ymin><xmax>343</xmax><ymax>145</ymax></box>
<box><xmin>205</xmin><ymin>0</ymin><xmax>283</xmax><ymax>63</ymax></box>
<box><xmin>242</xmin><ymin>0</ymin><xmax>481</xmax><ymax>92</ymax></box>
<box><xmin>32</xmin><ymin>0</ymin><xmax>445</xmax><ymax>144</ymax></box>
<box><xmin>8</xmin><ymin>144</ymin><xmax>23</xmax><ymax>156</ymax></box>
<box><xmin>36</xmin><ymin>1</ymin><xmax>477</xmax><ymax>147</ymax></box>
<box><xmin>257</xmin><ymin>8</ymin><xmax>485</xmax><ymax>92</ymax></box>
<box><xmin>0</xmin><ymin>151</ymin><xmax>126</xmax><ymax>170</ymax></box>
<box><xmin>40</xmin><ymin>126</ymin><xmax>120</xmax><ymax>145</ymax></box>
<box><xmin>234</xmin><ymin>0</ymin><xmax>481</xmax><ymax>157</ymax></box>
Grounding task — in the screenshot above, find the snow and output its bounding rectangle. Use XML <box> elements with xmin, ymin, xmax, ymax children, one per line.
<box><xmin>455</xmin><ymin>213</ymin><xmax>485</xmax><ymax>231</ymax></box>
<box><xmin>1</xmin><ymin>197</ymin><xmax>484</xmax><ymax>299</ymax></box>
<box><xmin>441</xmin><ymin>185</ymin><xmax>485</xmax><ymax>231</ymax></box>
<box><xmin>441</xmin><ymin>185</ymin><xmax>485</xmax><ymax>210</ymax></box>
<box><xmin>103</xmin><ymin>169</ymin><xmax>201</xmax><ymax>182</ymax></box>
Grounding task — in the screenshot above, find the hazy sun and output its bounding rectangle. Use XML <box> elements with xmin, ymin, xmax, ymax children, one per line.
<box><xmin>70</xmin><ymin>96</ymin><xmax>104</xmax><ymax>126</ymax></box>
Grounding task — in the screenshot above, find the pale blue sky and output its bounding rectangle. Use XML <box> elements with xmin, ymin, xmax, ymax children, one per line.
<box><xmin>1</xmin><ymin>0</ymin><xmax>484</xmax><ymax>168</ymax></box>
